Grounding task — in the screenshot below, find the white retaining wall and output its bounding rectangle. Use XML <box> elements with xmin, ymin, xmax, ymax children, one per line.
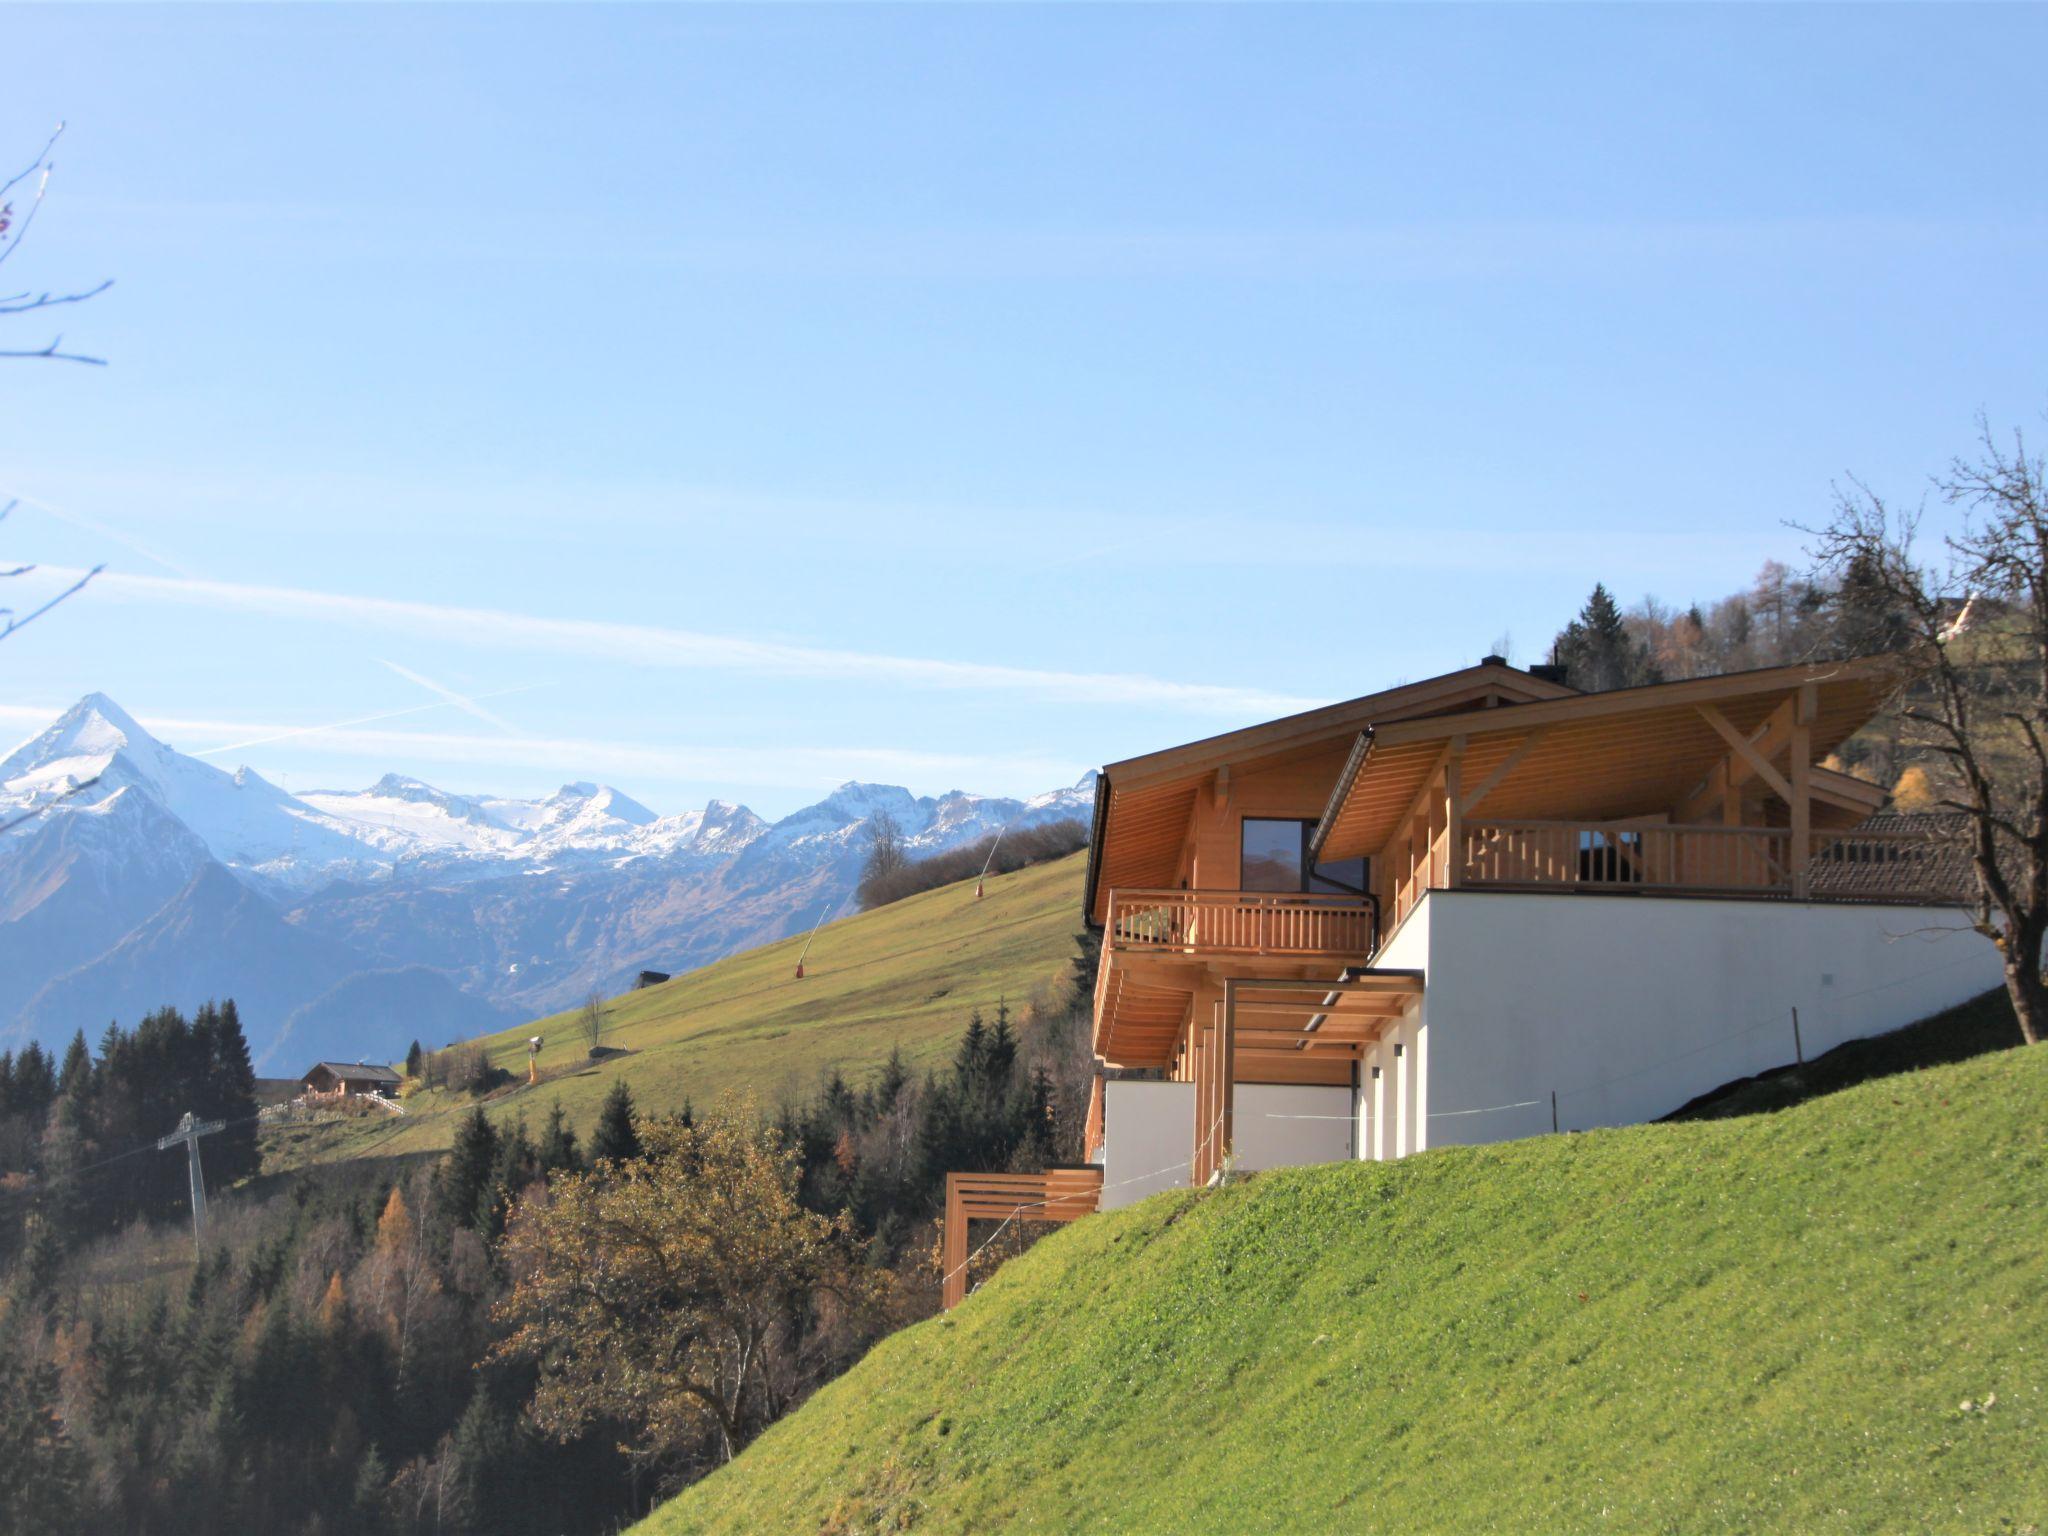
<box><xmin>1380</xmin><ymin>891</ymin><xmax>2003</xmax><ymax>1152</ymax></box>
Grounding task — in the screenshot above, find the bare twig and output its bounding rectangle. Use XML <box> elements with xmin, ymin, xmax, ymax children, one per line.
<box><xmin>0</xmin><ymin>562</ymin><xmax>104</xmax><ymax>640</ymax></box>
<box><xmin>0</xmin><ymin>337</ymin><xmax>107</xmax><ymax>366</ymax></box>
<box><xmin>0</xmin><ymin>773</ymin><xmax>103</xmax><ymax>838</ymax></box>
<box><xmin>0</xmin><ymin>279</ymin><xmax>113</xmax><ymax>316</ymax></box>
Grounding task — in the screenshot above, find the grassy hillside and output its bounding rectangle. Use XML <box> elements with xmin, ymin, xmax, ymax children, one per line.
<box><xmin>645</xmin><ymin>1039</ymin><xmax>2047</xmax><ymax>1535</ymax></box>
<box><xmin>263</xmin><ymin>852</ymin><xmax>1085</xmax><ymax>1171</ymax></box>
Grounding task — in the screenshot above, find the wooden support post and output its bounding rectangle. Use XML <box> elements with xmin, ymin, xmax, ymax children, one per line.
<box><xmin>1789</xmin><ymin>687</ymin><xmax>1814</xmax><ymax>899</ymax></box>
<box><xmin>1442</xmin><ymin>740</ymin><xmax>1465</xmax><ymax>889</ymax></box>
<box><xmin>942</xmin><ymin>1174</ymin><xmax>967</xmax><ymax>1310</ymax></box>
<box><xmin>1218</xmin><ymin>982</ymin><xmax>1238</xmax><ymax>1177</ymax></box>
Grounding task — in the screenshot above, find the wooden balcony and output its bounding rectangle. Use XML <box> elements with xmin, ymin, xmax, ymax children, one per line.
<box><xmin>1102</xmin><ymin>887</ymin><xmax>1378</xmax><ymax>960</ymax></box>
<box><xmin>1380</xmin><ymin>818</ymin><xmax>1972</xmax><ymax>926</ymax></box>
<box><xmin>1094</xmin><ymin>888</ymin><xmax>1379</xmax><ymax>1068</ymax></box>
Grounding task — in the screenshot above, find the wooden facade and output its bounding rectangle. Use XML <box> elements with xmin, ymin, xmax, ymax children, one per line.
<box><xmin>941</xmin><ymin>656</ymin><xmax>1952</xmax><ymax>1307</ymax></box>
<box><xmin>300</xmin><ymin>1062</ymin><xmax>402</xmax><ymax>1098</ymax></box>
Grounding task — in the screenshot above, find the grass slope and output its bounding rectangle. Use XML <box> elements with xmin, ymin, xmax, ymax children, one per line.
<box><xmin>263</xmin><ymin>852</ymin><xmax>1085</xmax><ymax>1171</ymax></box>
<box><xmin>647</xmin><ymin>1040</ymin><xmax>2047</xmax><ymax>1535</ymax></box>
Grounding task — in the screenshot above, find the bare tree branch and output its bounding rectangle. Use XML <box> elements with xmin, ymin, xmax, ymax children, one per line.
<box><xmin>0</xmin><ymin>278</ymin><xmax>114</xmax><ymax>316</ymax></box>
<box><xmin>0</xmin><ymin>561</ymin><xmax>104</xmax><ymax>640</ymax></box>
<box><xmin>0</xmin><ymin>774</ymin><xmax>102</xmax><ymax>838</ymax></box>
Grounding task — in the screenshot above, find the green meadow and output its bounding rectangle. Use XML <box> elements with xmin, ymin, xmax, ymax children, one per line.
<box><xmin>262</xmin><ymin>852</ymin><xmax>1086</xmax><ymax>1171</ymax></box>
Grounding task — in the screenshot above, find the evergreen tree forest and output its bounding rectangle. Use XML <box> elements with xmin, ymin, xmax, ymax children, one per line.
<box><xmin>0</xmin><ymin>965</ymin><xmax>1098</xmax><ymax>1534</ymax></box>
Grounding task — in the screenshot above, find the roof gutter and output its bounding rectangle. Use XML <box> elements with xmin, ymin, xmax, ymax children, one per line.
<box><xmin>1307</xmin><ymin>727</ymin><xmax>1375</xmax><ymax>863</ymax></box>
<box><xmin>1081</xmin><ymin>768</ymin><xmax>1112</xmax><ymax>928</ymax></box>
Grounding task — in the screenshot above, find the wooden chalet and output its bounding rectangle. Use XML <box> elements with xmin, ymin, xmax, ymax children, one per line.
<box><xmin>300</xmin><ymin>1061</ymin><xmax>403</xmax><ymax>1099</ymax></box>
<box><xmin>940</xmin><ymin>654</ymin><xmax>1999</xmax><ymax>1308</ymax></box>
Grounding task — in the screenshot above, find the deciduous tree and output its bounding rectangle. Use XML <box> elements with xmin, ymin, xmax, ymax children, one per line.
<box><xmin>1805</xmin><ymin>414</ymin><xmax>2048</xmax><ymax>1045</ymax></box>
<box><xmin>494</xmin><ymin>1105</ymin><xmax>874</xmax><ymax>1468</ymax></box>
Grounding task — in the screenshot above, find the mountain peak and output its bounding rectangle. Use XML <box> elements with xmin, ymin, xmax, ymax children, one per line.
<box><xmin>1</xmin><ymin>692</ymin><xmax>158</xmax><ymax>787</ymax></box>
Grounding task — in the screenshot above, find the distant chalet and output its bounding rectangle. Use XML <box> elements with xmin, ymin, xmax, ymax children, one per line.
<box><xmin>301</xmin><ymin>1061</ymin><xmax>403</xmax><ymax>1098</ymax></box>
<box><xmin>635</xmin><ymin>969</ymin><xmax>672</xmax><ymax>989</ymax></box>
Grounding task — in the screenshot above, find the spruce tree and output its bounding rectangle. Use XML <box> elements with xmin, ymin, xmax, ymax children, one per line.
<box><xmin>205</xmin><ymin>1000</ymin><xmax>260</xmax><ymax>1186</ymax></box>
<box><xmin>437</xmin><ymin>1108</ymin><xmax>501</xmax><ymax>1231</ymax></box>
<box><xmin>404</xmin><ymin>1039</ymin><xmax>423</xmax><ymax>1079</ymax></box>
<box><xmin>1553</xmin><ymin>582</ymin><xmax>1661</xmax><ymax>692</ymax></box>
<box><xmin>537</xmin><ymin>1099</ymin><xmax>580</xmax><ymax>1175</ymax></box>
<box><xmin>56</xmin><ymin>1032</ymin><xmax>90</xmax><ymax>1098</ymax></box>
<box><xmin>587</xmin><ymin>1079</ymin><xmax>642</xmax><ymax>1166</ymax></box>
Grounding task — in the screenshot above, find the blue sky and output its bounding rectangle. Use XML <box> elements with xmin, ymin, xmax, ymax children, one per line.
<box><xmin>2</xmin><ymin>3</ymin><xmax>2043</xmax><ymax>817</ymax></box>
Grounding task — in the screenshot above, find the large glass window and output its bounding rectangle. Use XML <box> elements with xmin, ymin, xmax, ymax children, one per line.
<box><xmin>1240</xmin><ymin>818</ymin><xmax>1370</xmax><ymax>896</ymax></box>
<box><xmin>1241</xmin><ymin>818</ymin><xmax>1305</xmax><ymax>891</ymax></box>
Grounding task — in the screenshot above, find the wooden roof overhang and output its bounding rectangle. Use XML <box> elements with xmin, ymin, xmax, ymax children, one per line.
<box><xmin>1311</xmin><ymin>658</ymin><xmax>1899</xmax><ymax>864</ymax></box>
<box><xmin>1084</xmin><ymin>662</ymin><xmax>1580</xmax><ymax>925</ymax></box>
<box><xmin>1220</xmin><ymin>972</ymin><xmax>1425</xmax><ymax>1065</ymax></box>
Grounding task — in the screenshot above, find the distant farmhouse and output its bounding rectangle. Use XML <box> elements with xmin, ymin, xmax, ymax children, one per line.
<box><xmin>300</xmin><ymin>1061</ymin><xmax>403</xmax><ymax>1100</ymax></box>
<box><xmin>941</xmin><ymin>655</ymin><xmax>2001</xmax><ymax>1306</ymax></box>
<box><xmin>635</xmin><ymin>969</ymin><xmax>672</xmax><ymax>989</ymax></box>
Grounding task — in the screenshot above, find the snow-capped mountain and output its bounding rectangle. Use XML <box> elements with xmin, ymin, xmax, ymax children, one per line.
<box><xmin>0</xmin><ymin>695</ymin><xmax>1095</xmax><ymax>1062</ymax></box>
<box><xmin>0</xmin><ymin>694</ymin><xmax>378</xmax><ymax>885</ymax></box>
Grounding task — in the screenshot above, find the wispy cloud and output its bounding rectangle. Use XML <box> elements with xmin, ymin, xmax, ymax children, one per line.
<box><xmin>0</xmin><ymin>703</ymin><xmax>1080</xmax><ymax>795</ymax></box>
<box><xmin>49</xmin><ymin>567</ymin><xmax>1324</xmax><ymax>717</ymax></box>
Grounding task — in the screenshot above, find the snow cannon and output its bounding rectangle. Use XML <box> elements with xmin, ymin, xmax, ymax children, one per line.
<box><xmin>527</xmin><ymin>1035</ymin><xmax>544</xmax><ymax>1084</ymax></box>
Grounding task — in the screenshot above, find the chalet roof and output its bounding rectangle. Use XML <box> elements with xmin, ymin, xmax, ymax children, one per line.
<box><xmin>305</xmin><ymin>1061</ymin><xmax>402</xmax><ymax>1084</ymax></box>
<box><xmin>1083</xmin><ymin>660</ymin><xmax>1580</xmax><ymax>924</ymax></box>
<box><xmin>1311</xmin><ymin>657</ymin><xmax>1899</xmax><ymax>863</ymax></box>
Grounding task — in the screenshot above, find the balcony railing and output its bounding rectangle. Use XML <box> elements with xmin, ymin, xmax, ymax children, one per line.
<box><xmin>1452</xmin><ymin>820</ymin><xmax>1970</xmax><ymax>906</ymax></box>
<box><xmin>1103</xmin><ymin>887</ymin><xmax>1380</xmax><ymax>960</ymax></box>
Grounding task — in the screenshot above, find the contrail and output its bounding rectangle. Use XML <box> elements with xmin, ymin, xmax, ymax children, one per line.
<box><xmin>378</xmin><ymin>658</ymin><xmax>519</xmax><ymax>734</ymax></box>
<box><xmin>49</xmin><ymin>565</ymin><xmax>1326</xmax><ymax>717</ymax></box>
<box><xmin>191</xmin><ymin>685</ymin><xmax>537</xmax><ymax>757</ymax></box>
<box><xmin>2</xmin><ymin>489</ymin><xmax>201</xmax><ymax>580</ymax></box>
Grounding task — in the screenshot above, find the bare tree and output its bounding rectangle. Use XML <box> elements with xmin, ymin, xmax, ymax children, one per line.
<box><xmin>1</xmin><ymin>124</ymin><xmax>111</xmax><ymax>365</ymax></box>
<box><xmin>1</xmin><ymin>127</ymin><xmax>111</xmax><ymax>663</ymax></box>
<box><xmin>855</xmin><ymin>809</ymin><xmax>909</xmax><ymax>908</ymax></box>
<box><xmin>1804</xmin><ymin>413</ymin><xmax>2048</xmax><ymax>1045</ymax></box>
<box><xmin>577</xmin><ymin>990</ymin><xmax>606</xmax><ymax>1056</ymax></box>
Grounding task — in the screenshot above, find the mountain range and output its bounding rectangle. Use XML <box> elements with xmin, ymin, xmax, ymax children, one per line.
<box><xmin>0</xmin><ymin>695</ymin><xmax>1094</xmax><ymax>1069</ymax></box>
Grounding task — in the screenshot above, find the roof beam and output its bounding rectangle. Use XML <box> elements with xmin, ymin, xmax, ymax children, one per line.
<box><xmin>1457</xmin><ymin>727</ymin><xmax>1551</xmax><ymax>817</ymax></box>
<box><xmin>1696</xmin><ymin>700</ymin><xmax>1795</xmax><ymax>803</ymax></box>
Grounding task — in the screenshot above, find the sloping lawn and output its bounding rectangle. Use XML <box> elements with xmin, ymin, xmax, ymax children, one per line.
<box><xmin>646</xmin><ymin>1040</ymin><xmax>2047</xmax><ymax>1534</ymax></box>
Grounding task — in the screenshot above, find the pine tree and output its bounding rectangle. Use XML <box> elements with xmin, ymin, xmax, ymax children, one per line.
<box><xmin>1553</xmin><ymin>582</ymin><xmax>1661</xmax><ymax>692</ymax></box>
<box><xmin>55</xmin><ymin>1032</ymin><xmax>90</xmax><ymax>1098</ymax></box>
<box><xmin>479</xmin><ymin>1116</ymin><xmax>538</xmax><ymax>1238</ymax></box>
<box><xmin>437</xmin><ymin>1108</ymin><xmax>501</xmax><ymax>1231</ymax></box>
<box><xmin>0</xmin><ymin>1346</ymin><xmax>84</xmax><ymax>1536</ymax></box>
<box><xmin>205</xmin><ymin>999</ymin><xmax>260</xmax><ymax>1186</ymax></box>
<box><xmin>404</xmin><ymin>1039</ymin><xmax>423</xmax><ymax>1079</ymax></box>
<box><xmin>537</xmin><ymin>1100</ymin><xmax>580</xmax><ymax>1175</ymax></box>
<box><xmin>587</xmin><ymin>1079</ymin><xmax>642</xmax><ymax>1167</ymax></box>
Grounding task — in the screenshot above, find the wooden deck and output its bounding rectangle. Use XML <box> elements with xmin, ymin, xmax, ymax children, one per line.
<box><xmin>1386</xmin><ymin>818</ymin><xmax>1971</xmax><ymax>927</ymax></box>
<box><xmin>1093</xmin><ymin>888</ymin><xmax>1379</xmax><ymax>1070</ymax></box>
<box><xmin>941</xmin><ymin>1167</ymin><xmax>1104</xmax><ymax>1309</ymax></box>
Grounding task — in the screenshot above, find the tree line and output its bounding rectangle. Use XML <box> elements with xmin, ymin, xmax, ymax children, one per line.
<box><xmin>0</xmin><ymin>1003</ymin><xmax>260</xmax><ymax>1270</ymax></box>
<box><xmin>856</xmin><ymin>813</ymin><xmax>1089</xmax><ymax>910</ymax></box>
<box><xmin>0</xmin><ymin>951</ymin><xmax>1099</xmax><ymax>1534</ymax></box>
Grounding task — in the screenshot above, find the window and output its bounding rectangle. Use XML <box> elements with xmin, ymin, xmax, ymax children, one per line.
<box><xmin>1240</xmin><ymin>818</ymin><xmax>1370</xmax><ymax>896</ymax></box>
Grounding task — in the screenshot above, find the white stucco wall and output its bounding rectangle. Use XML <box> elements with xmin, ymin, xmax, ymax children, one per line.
<box><xmin>1411</xmin><ymin>892</ymin><xmax>2003</xmax><ymax>1147</ymax></box>
<box><xmin>1100</xmin><ymin>1080</ymin><xmax>1194</xmax><ymax>1210</ymax></box>
<box><xmin>1233</xmin><ymin>1083</ymin><xmax>1353</xmax><ymax>1171</ymax></box>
